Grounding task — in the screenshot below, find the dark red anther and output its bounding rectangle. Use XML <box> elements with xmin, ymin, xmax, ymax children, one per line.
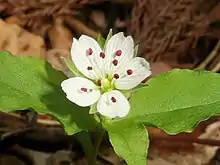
<box><xmin>111</xmin><ymin>97</ymin><xmax>117</xmax><ymax>103</ymax></box>
<box><xmin>127</xmin><ymin>69</ymin><xmax>133</xmax><ymax>75</ymax></box>
<box><xmin>87</xmin><ymin>66</ymin><xmax>93</xmax><ymax>70</ymax></box>
<box><xmin>97</xmin><ymin>80</ymin><xmax>101</xmax><ymax>86</ymax></box>
<box><xmin>115</xmin><ymin>50</ymin><xmax>122</xmax><ymax>56</ymax></box>
<box><xmin>100</xmin><ymin>52</ymin><xmax>105</xmax><ymax>58</ymax></box>
<box><xmin>112</xmin><ymin>59</ymin><xmax>118</xmax><ymax>66</ymax></box>
<box><xmin>113</xmin><ymin>74</ymin><xmax>119</xmax><ymax>79</ymax></box>
<box><xmin>87</xmin><ymin>48</ymin><xmax>93</xmax><ymax>55</ymax></box>
<box><xmin>81</xmin><ymin>87</ymin><xmax>87</xmax><ymax>92</ymax></box>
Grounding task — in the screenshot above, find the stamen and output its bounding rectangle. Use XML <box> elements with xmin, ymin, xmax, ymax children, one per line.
<box><xmin>115</xmin><ymin>50</ymin><xmax>122</xmax><ymax>56</ymax></box>
<box><xmin>87</xmin><ymin>48</ymin><xmax>93</xmax><ymax>55</ymax></box>
<box><xmin>112</xmin><ymin>59</ymin><xmax>118</xmax><ymax>66</ymax></box>
<box><xmin>81</xmin><ymin>87</ymin><xmax>87</xmax><ymax>92</ymax></box>
<box><xmin>87</xmin><ymin>66</ymin><xmax>93</xmax><ymax>70</ymax></box>
<box><xmin>100</xmin><ymin>52</ymin><xmax>105</xmax><ymax>58</ymax></box>
<box><xmin>127</xmin><ymin>69</ymin><xmax>133</xmax><ymax>75</ymax></box>
<box><xmin>97</xmin><ymin>80</ymin><xmax>101</xmax><ymax>86</ymax></box>
<box><xmin>111</xmin><ymin>97</ymin><xmax>117</xmax><ymax>103</ymax></box>
<box><xmin>113</xmin><ymin>73</ymin><xmax>119</xmax><ymax>79</ymax></box>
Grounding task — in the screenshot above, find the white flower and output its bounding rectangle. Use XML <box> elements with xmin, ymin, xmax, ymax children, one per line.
<box><xmin>61</xmin><ymin>32</ymin><xmax>151</xmax><ymax>118</ymax></box>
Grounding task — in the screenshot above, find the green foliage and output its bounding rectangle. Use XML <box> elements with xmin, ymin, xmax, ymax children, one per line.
<box><xmin>105</xmin><ymin>69</ymin><xmax>220</xmax><ymax>165</ymax></box>
<box><xmin>134</xmin><ymin>45</ymin><xmax>139</xmax><ymax>57</ymax></box>
<box><xmin>2</xmin><ymin>49</ymin><xmax>220</xmax><ymax>165</ymax></box>
<box><xmin>97</xmin><ymin>29</ymin><xmax>112</xmax><ymax>50</ymax></box>
<box><xmin>97</xmin><ymin>34</ymin><xmax>105</xmax><ymax>49</ymax></box>
<box><xmin>107</xmin><ymin>122</ymin><xmax>148</xmax><ymax>165</ymax></box>
<box><xmin>62</xmin><ymin>57</ymin><xmax>84</xmax><ymax>77</ymax></box>
<box><xmin>89</xmin><ymin>103</ymin><xmax>98</xmax><ymax>114</ymax></box>
<box><xmin>0</xmin><ymin>51</ymin><xmax>97</xmax><ymax>135</ymax></box>
<box><xmin>103</xmin><ymin>29</ymin><xmax>113</xmax><ymax>50</ymax></box>
<box><xmin>128</xmin><ymin>69</ymin><xmax>220</xmax><ymax>134</ymax></box>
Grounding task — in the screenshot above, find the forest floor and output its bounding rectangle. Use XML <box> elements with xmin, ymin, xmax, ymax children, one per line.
<box><xmin>1</xmin><ymin>0</ymin><xmax>220</xmax><ymax>164</ymax></box>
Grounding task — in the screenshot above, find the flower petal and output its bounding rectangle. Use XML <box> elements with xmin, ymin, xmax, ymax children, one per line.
<box><xmin>97</xmin><ymin>90</ymin><xmax>130</xmax><ymax>118</ymax></box>
<box><xmin>71</xmin><ymin>35</ymin><xmax>104</xmax><ymax>80</ymax></box>
<box><xmin>114</xmin><ymin>57</ymin><xmax>151</xmax><ymax>90</ymax></box>
<box><xmin>105</xmin><ymin>32</ymin><xmax>134</xmax><ymax>74</ymax></box>
<box><xmin>61</xmin><ymin>77</ymin><xmax>101</xmax><ymax>107</ymax></box>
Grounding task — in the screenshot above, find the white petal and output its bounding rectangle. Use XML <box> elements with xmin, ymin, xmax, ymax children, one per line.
<box><xmin>105</xmin><ymin>32</ymin><xmax>134</xmax><ymax>74</ymax></box>
<box><xmin>71</xmin><ymin>35</ymin><xmax>104</xmax><ymax>80</ymax></box>
<box><xmin>61</xmin><ymin>77</ymin><xmax>101</xmax><ymax>107</ymax></box>
<box><xmin>97</xmin><ymin>90</ymin><xmax>130</xmax><ymax>118</ymax></box>
<box><xmin>114</xmin><ymin>57</ymin><xmax>151</xmax><ymax>90</ymax></box>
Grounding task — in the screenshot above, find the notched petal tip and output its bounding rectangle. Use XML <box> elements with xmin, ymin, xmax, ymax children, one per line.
<box><xmin>79</xmin><ymin>35</ymin><xmax>99</xmax><ymax>44</ymax></box>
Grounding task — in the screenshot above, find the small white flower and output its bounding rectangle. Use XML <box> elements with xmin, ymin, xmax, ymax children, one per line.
<box><xmin>61</xmin><ymin>32</ymin><xmax>151</xmax><ymax>118</ymax></box>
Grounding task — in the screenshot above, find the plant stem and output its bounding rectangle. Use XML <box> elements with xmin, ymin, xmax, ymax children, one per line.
<box><xmin>91</xmin><ymin>129</ymin><xmax>105</xmax><ymax>165</ymax></box>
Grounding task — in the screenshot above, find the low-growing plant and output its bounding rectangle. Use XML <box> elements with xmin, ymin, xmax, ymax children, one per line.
<box><xmin>1</xmin><ymin>30</ymin><xmax>220</xmax><ymax>165</ymax></box>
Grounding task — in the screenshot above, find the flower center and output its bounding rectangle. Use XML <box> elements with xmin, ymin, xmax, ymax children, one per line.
<box><xmin>99</xmin><ymin>78</ymin><xmax>114</xmax><ymax>93</ymax></box>
<box><xmin>97</xmin><ymin>80</ymin><xmax>102</xmax><ymax>86</ymax></box>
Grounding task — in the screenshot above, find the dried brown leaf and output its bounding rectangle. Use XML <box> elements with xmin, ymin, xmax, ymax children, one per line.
<box><xmin>17</xmin><ymin>30</ymin><xmax>46</xmax><ymax>59</ymax></box>
<box><xmin>0</xmin><ymin>19</ymin><xmax>46</xmax><ymax>59</ymax></box>
<box><xmin>64</xmin><ymin>16</ymin><xmax>99</xmax><ymax>39</ymax></box>
<box><xmin>48</xmin><ymin>18</ymin><xmax>73</xmax><ymax>50</ymax></box>
<box><xmin>46</xmin><ymin>49</ymin><xmax>73</xmax><ymax>77</ymax></box>
<box><xmin>0</xmin><ymin>19</ymin><xmax>22</xmax><ymax>55</ymax></box>
<box><xmin>90</xmin><ymin>10</ymin><xmax>107</xmax><ymax>31</ymax></box>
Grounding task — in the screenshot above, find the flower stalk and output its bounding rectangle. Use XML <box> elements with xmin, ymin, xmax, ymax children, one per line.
<box><xmin>91</xmin><ymin>129</ymin><xmax>105</xmax><ymax>165</ymax></box>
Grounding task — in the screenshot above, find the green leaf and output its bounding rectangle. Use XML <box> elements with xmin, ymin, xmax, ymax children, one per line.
<box><xmin>103</xmin><ymin>29</ymin><xmax>113</xmax><ymax>50</ymax></box>
<box><xmin>89</xmin><ymin>103</ymin><xmax>97</xmax><ymax>114</ymax></box>
<box><xmin>128</xmin><ymin>69</ymin><xmax>220</xmax><ymax>134</ymax></box>
<box><xmin>62</xmin><ymin>57</ymin><xmax>85</xmax><ymax>77</ymax></box>
<box><xmin>134</xmin><ymin>44</ymin><xmax>139</xmax><ymax>57</ymax></box>
<box><xmin>0</xmin><ymin>51</ymin><xmax>97</xmax><ymax>135</ymax></box>
<box><xmin>97</xmin><ymin>34</ymin><xmax>105</xmax><ymax>49</ymax></box>
<box><xmin>123</xmin><ymin>84</ymin><xmax>149</xmax><ymax>93</ymax></box>
<box><xmin>107</xmin><ymin>122</ymin><xmax>148</xmax><ymax>165</ymax></box>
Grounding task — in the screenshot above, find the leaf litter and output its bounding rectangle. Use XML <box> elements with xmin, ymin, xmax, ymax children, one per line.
<box><xmin>1</xmin><ymin>0</ymin><xmax>220</xmax><ymax>164</ymax></box>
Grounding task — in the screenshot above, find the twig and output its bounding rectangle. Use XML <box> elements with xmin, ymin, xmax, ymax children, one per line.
<box><xmin>64</xmin><ymin>16</ymin><xmax>99</xmax><ymax>39</ymax></box>
<box><xmin>196</xmin><ymin>40</ymin><xmax>220</xmax><ymax>70</ymax></box>
<box><xmin>151</xmin><ymin>135</ymin><xmax>220</xmax><ymax>146</ymax></box>
<box><xmin>212</xmin><ymin>61</ymin><xmax>220</xmax><ymax>72</ymax></box>
<box><xmin>1</xmin><ymin>145</ymin><xmax>34</xmax><ymax>165</ymax></box>
<box><xmin>0</xmin><ymin>127</ymin><xmax>33</xmax><ymax>141</ymax></box>
<box><xmin>111</xmin><ymin>0</ymin><xmax>134</xmax><ymax>4</ymax></box>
